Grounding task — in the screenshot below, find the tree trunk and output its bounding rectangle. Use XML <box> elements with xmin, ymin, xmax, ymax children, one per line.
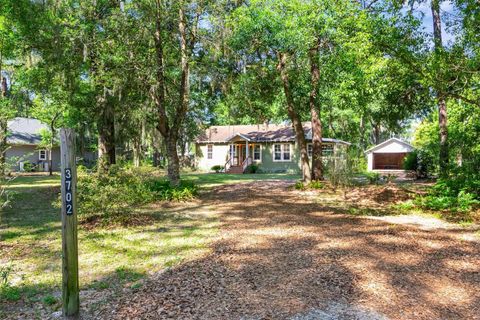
<box><xmin>151</xmin><ymin>0</ymin><xmax>191</xmax><ymax>186</ymax></box>
<box><xmin>97</xmin><ymin>98</ymin><xmax>116</xmax><ymax>172</ymax></box>
<box><xmin>133</xmin><ymin>138</ymin><xmax>141</xmax><ymax>167</ymax></box>
<box><xmin>165</xmin><ymin>136</ymin><xmax>180</xmax><ymax>185</ymax></box>
<box><xmin>0</xmin><ymin>54</ymin><xmax>7</xmax><ymax>176</ymax></box>
<box><xmin>277</xmin><ymin>52</ymin><xmax>311</xmax><ymax>183</ymax></box>
<box><xmin>438</xmin><ymin>94</ymin><xmax>448</xmax><ymax>173</ymax></box>
<box><xmin>431</xmin><ymin>0</ymin><xmax>449</xmax><ymax>176</ymax></box>
<box><xmin>309</xmin><ymin>44</ymin><xmax>323</xmax><ymax>181</ymax></box>
<box><xmin>373</xmin><ymin>122</ymin><xmax>380</xmax><ymax>145</ymax></box>
<box><xmin>49</xmin><ymin>128</ymin><xmax>54</xmax><ymax>176</ymax></box>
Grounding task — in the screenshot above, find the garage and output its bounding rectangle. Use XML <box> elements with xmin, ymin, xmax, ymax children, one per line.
<box><xmin>365</xmin><ymin>138</ymin><xmax>414</xmax><ymax>171</ymax></box>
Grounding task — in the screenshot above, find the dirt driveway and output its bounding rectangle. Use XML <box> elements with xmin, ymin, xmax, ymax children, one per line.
<box><xmin>91</xmin><ymin>181</ymin><xmax>480</xmax><ymax>320</ymax></box>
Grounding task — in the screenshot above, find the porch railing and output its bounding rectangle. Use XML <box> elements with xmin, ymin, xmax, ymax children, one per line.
<box><xmin>224</xmin><ymin>157</ymin><xmax>232</xmax><ymax>173</ymax></box>
<box><xmin>242</xmin><ymin>157</ymin><xmax>253</xmax><ymax>173</ymax></box>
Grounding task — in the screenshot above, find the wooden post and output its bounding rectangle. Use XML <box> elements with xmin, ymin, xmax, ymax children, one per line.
<box><xmin>60</xmin><ymin>128</ymin><xmax>79</xmax><ymax>317</ymax></box>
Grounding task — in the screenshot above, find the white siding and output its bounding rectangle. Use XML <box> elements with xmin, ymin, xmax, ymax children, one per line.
<box><xmin>367</xmin><ymin>153</ymin><xmax>374</xmax><ymax>171</ymax></box>
<box><xmin>196</xmin><ymin>144</ymin><xmax>230</xmax><ymax>171</ymax></box>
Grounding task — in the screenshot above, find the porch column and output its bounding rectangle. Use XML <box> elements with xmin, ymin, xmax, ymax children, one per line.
<box><xmin>230</xmin><ymin>144</ymin><xmax>233</xmax><ymax>164</ymax></box>
<box><xmin>246</xmin><ymin>141</ymin><xmax>249</xmax><ymax>161</ymax></box>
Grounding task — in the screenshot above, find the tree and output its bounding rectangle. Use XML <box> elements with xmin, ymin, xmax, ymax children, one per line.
<box><xmin>31</xmin><ymin>93</ymin><xmax>64</xmax><ymax>175</ymax></box>
<box><xmin>0</xmin><ymin>9</ymin><xmax>17</xmax><ymax>176</ymax></box>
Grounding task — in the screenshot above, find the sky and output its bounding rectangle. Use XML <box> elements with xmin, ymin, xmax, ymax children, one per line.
<box><xmin>415</xmin><ymin>0</ymin><xmax>457</xmax><ymax>44</ymax></box>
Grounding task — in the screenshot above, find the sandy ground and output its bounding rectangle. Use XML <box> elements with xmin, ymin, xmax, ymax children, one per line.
<box><xmin>79</xmin><ymin>181</ymin><xmax>480</xmax><ymax>320</ymax></box>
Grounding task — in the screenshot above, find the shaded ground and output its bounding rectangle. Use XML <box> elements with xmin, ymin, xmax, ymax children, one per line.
<box><xmin>88</xmin><ymin>181</ymin><xmax>480</xmax><ymax>320</ymax></box>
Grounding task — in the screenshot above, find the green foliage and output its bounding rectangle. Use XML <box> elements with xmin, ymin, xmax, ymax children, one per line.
<box><xmin>75</xmin><ymin>166</ymin><xmax>198</xmax><ymax>219</ymax></box>
<box><xmin>403</xmin><ymin>151</ymin><xmax>418</xmax><ymax>171</ymax></box>
<box><xmin>416</xmin><ymin>172</ymin><xmax>480</xmax><ymax>213</ymax></box>
<box><xmin>325</xmin><ymin>148</ymin><xmax>355</xmax><ymax>191</ymax></box>
<box><xmin>294</xmin><ymin>180</ymin><xmax>324</xmax><ymax>191</ymax></box>
<box><xmin>0</xmin><ymin>264</ymin><xmax>19</xmax><ymax>302</ymax></box>
<box><xmin>383</xmin><ymin>174</ymin><xmax>396</xmax><ymax>184</ymax></box>
<box><xmin>146</xmin><ymin>180</ymin><xmax>198</xmax><ymax>202</ymax></box>
<box><xmin>364</xmin><ymin>172</ymin><xmax>381</xmax><ymax>185</ymax></box>
<box><xmin>294</xmin><ymin>181</ymin><xmax>306</xmax><ymax>190</ymax></box>
<box><xmin>42</xmin><ymin>295</ymin><xmax>57</xmax><ymax>306</ymax></box>
<box><xmin>246</xmin><ymin>164</ymin><xmax>259</xmax><ymax>174</ymax></box>
<box><xmin>22</xmin><ymin>162</ymin><xmax>35</xmax><ymax>172</ymax></box>
<box><xmin>308</xmin><ymin>180</ymin><xmax>324</xmax><ymax>189</ymax></box>
<box><xmin>211</xmin><ymin>165</ymin><xmax>223</xmax><ymax>173</ymax></box>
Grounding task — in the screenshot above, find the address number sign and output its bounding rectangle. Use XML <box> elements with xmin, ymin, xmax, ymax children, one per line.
<box><xmin>64</xmin><ymin>168</ymin><xmax>74</xmax><ymax>215</ymax></box>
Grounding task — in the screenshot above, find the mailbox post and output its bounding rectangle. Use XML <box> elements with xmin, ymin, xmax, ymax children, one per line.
<box><xmin>60</xmin><ymin>128</ymin><xmax>79</xmax><ymax>317</ymax></box>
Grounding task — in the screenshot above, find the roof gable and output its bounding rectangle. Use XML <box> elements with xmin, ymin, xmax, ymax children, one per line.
<box><xmin>365</xmin><ymin>138</ymin><xmax>414</xmax><ymax>154</ymax></box>
<box><xmin>7</xmin><ymin>118</ymin><xmax>48</xmax><ymax>145</ymax></box>
<box><xmin>197</xmin><ymin>122</ymin><xmax>350</xmax><ymax>145</ymax></box>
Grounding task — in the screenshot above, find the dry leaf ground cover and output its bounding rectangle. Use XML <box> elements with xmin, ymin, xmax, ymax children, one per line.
<box><xmin>89</xmin><ymin>180</ymin><xmax>480</xmax><ymax>320</ymax></box>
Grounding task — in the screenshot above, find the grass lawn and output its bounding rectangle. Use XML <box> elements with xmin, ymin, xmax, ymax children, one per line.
<box><xmin>183</xmin><ymin>172</ymin><xmax>301</xmax><ymax>187</ymax></box>
<box><xmin>0</xmin><ymin>171</ymin><xmax>298</xmax><ymax>316</ymax></box>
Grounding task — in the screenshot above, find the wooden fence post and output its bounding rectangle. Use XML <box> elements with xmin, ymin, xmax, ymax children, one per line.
<box><xmin>60</xmin><ymin>128</ymin><xmax>79</xmax><ymax>317</ymax></box>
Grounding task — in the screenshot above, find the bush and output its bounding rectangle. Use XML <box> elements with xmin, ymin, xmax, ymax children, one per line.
<box><xmin>211</xmin><ymin>165</ymin><xmax>223</xmax><ymax>173</ymax></box>
<box><xmin>74</xmin><ymin>166</ymin><xmax>198</xmax><ymax>219</ymax></box>
<box><xmin>416</xmin><ymin>171</ymin><xmax>480</xmax><ymax>213</ymax></box>
<box><xmin>294</xmin><ymin>181</ymin><xmax>306</xmax><ymax>190</ymax></box>
<box><xmin>294</xmin><ymin>180</ymin><xmax>324</xmax><ymax>191</ymax></box>
<box><xmin>0</xmin><ymin>265</ymin><xmax>19</xmax><ymax>302</ymax></box>
<box><xmin>22</xmin><ymin>162</ymin><xmax>35</xmax><ymax>172</ymax></box>
<box><xmin>246</xmin><ymin>164</ymin><xmax>259</xmax><ymax>173</ymax></box>
<box><xmin>308</xmin><ymin>180</ymin><xmax>324</xmax><ymax>189</ymax></box>
<box><xmin>403</xmin><ymin>151</ymin><xmax>418</xmax><ymax>171</ymax></box>
<box><xmin>146</xmin><ymin>180</ymin><xmax>198</xmax><ymax>201</ymax></box>
<box><xmin>364</xmin><ymin>172</ymin><xmax>381</xmax><ymax>185</ymax></box>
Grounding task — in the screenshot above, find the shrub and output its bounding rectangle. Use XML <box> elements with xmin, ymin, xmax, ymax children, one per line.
<box><xmin>73</xmin><ymin>166</ymin><xmax>198</xmax><ymax>219</ymax></box>
<box><xmin>22</xmin><ymin>162</ymin><xmax>35</xmax><ymax>172</ymax></box>
<box><xmin>294</xmin><ymin>180</ymin><xmax>324</xmax><ymax>191</ymax></box>
<box><xmin>383</xmin><ymin>174</ymin><xmax>396</xmax><ymax>184</ymax></box>
<box><xmin>364</xmin><ymin>172</ymin><xmax>381</xmax><ymax>185</ymax></box>
<box><xmin>211</xmin><ymin>165</ymin><xmax>223</xmax><ymax>173</ymax></box>
<box><xmin>294</xmin><ymin>181</ymin><xmax>306</xmax><ymax>190</ymax></box>
<box><xmin>416</xmin><ymin>171</ymin><xmax>480</xmax><ymax>213</ymax></box>
<box><xmin>403</xmin><ymin>151</ymin><xmax>418</xmax><ymax>171</ymax></box>
<box><xmin>146</xmin><ymin>180</ymin><xmax>198</xmax><ymax>201</ymax></box>
<box><xmin>246</xmin><ymin>164</ymin><xmax>259</xmax><ymax>173</ymax></box>
<box><xmin>0</xmin><ymin>265</ymin><xmax>19</xmax><ymax>302</ymax></box>
<box><xmin>308</xmin><ymin>180</ymin><xmax>324</xmax><ymax>189</ymax></box>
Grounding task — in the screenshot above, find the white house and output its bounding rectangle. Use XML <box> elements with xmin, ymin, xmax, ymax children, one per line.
<box><xmin>365</xmin><ymin>138</ymin><xmax>414</xmax><ymax>171</ymax></box>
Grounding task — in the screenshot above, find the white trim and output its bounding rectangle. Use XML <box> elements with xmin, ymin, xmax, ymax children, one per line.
<box><xmin>39</xmin><ymin>149</ymin><xmax>47</xmax><ymax>161</ymax></box>
<box><xmin>273</xmin><ymin>143</ymin><xmax>292</xmax><ymax>162</ymax></box>
<box><xmin>207</xmin><ymin>144</ymin><xmax>213</xmax><ymax>159</ymax></box>
<box><xmin>365</xmin><ymin>138</ymin><xmax>413</xmax><ymax>154</ymax></box>
<box><xmin>225</xmin><ymin>133</ymin><xmax>252</xmax><ymax>142</ymax></box>
<box><xmin>253</xmin><ymin>144</ymin><xmax>262</xmax><ymax>162</ymax></box>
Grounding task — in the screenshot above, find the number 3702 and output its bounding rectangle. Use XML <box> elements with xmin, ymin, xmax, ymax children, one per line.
<box><xmin>64</xmin><ymin>168</ymin><xmax>74</xmax><ymax>215</ymax></box>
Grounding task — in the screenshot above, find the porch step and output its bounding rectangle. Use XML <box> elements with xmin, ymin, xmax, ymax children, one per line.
<box><xmin>227</xmin><ymin>166</ymin><xmax>244</xmax><ymax>174</ymax></box>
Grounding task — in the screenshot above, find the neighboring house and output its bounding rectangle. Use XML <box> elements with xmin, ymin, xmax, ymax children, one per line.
<box><xmin>365</xmin><ymin>138</ymin><xmax>414</xmax><ymax>172</ymax></box>
<box><xmin>195</xmin><ymin>123</ymin><xmax>350</xmax><ymax>173</ymax></box>
<box><xmin>6</xmin><ymin>117</ymin><xmax>61</xmax><ymax>172</ymax></box>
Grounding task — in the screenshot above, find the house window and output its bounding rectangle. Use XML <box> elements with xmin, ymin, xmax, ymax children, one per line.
<box><xmin>273</xmin><ymin>144</ymin><xmax>291</xmax><ymax>161</ymax></box>
<box><xmin>322</xmin><ymin>144</ymin><xmax>334</xmax><ymax>156</ymax></box>
<box><xmin>253</xmin><ymin>145</ymin><xmax>261</xmax><ymax>161</ymax></box>
<box><xmin>39</xmin><ymin>150</ymin><xmax>47</xmax><ymax>161</ymax></box>
<box><xmin>207</xmin><ymin>145</ymin><xmax>213</xmax><ymax>159</ymax></box>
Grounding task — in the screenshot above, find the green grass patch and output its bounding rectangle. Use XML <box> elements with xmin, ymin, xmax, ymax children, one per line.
<box><xmin>183</xmin><ymin>172</ymin><xmax>300</xmax><ymax>188</ymax></box>
<box><xmin>1</xmin><ymin>174</ymin><xmax>218</xmax><ymax>306</ymax></box>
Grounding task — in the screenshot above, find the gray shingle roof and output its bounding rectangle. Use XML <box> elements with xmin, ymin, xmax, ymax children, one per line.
<box><xmin>7</xmin><ymin>118</ymin><xmax>49</xmax><ymax>145</ymax></box>
<box><xmin>197</xmin><ymin>122</ymin><xmax>350</xmax><ymax>145</ymax></box>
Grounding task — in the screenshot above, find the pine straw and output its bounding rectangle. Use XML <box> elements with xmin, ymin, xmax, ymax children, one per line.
<box><xmin>85</xmin><ymin>181</ymin><xmax>480</xmax><ymax>320</ymax></box>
